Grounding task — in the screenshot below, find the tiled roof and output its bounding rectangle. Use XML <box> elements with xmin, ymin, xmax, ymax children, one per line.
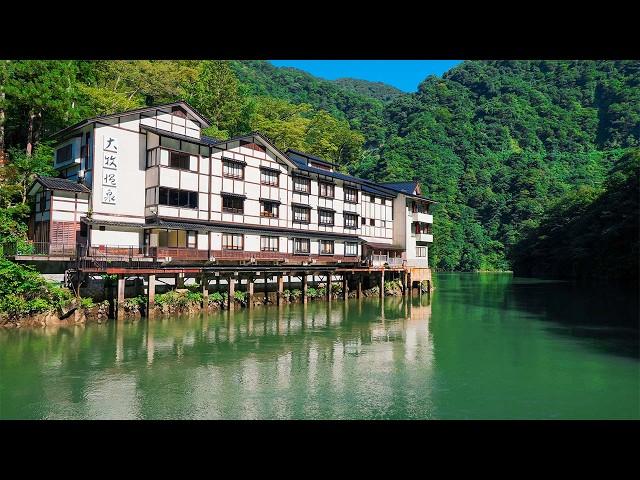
<box><xmin>380</xmin><ymin>181</ymin><xmax>419</xmax><ymax>195</ymax></box>
<box><xmin>200</xmin><ymin>135</ymin><xmax>220</xmax><ymax>145</ymax></box>
<box><xmin>36</xmin><ymin>176</ymin><xmax>91</xmax><ymax>193</ymax></box>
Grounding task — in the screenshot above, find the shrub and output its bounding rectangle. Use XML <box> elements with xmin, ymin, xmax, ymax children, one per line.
<box><xmin>0</xmin><ymin>259</ymin><xmax>74</xmax><ymax>319</ymax></box>
<box><xmin>80</xmin><ymin>297</ymin><xmax>95</xmax><ymax>309</ymax></box>
<box><xmin>233</xmin><ymin>290</ymin><xmax>247</xmax><ymax>303</ymax></box>
<box><xmin>209</xmin><ymin>292</ymin><xmax>224</xmax><ymax>304</ymax></box>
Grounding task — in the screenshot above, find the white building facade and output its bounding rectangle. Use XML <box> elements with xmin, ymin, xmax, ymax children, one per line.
<box><xmin>28</xmin><ymin>101</ymin><xmax>434</xmax><ymax>268</ymax></box>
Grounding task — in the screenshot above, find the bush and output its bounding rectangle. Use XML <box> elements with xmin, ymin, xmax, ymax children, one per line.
<box><xmin>209</xmin><ymin>292</ymin><xmax>224</xmax><ymax>304</ymax></box>
<box><xmin>233</xmin><ymin>290</ymin><xmax>247</xmax><ymax>303</ymax></box>
<box><xmin>80</xmin><ymin>297</ymin><xmax>95</xmax><ymax>309</ymax></box>
<box><xmin>0</xmin><ymin>258</ymin><xmax>74</xmax><ymax>319</ymax></box>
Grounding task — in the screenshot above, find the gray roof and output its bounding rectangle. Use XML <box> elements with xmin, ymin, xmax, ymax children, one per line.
<box><xmin>36</xmin><ymin>176</ymin><xmax>91</xmax><ymax>193</ymax></box>
<box><xmin>51</xmin><ymin>100</ymin><xmax>212</xmax><ymax>139</ymax></box>
<box><xmin>380</xmin><ymin>181</ymin><xmax>419</xmax><ymax>195</ymax></box>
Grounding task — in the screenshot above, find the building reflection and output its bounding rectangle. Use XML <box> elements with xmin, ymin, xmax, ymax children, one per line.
<box><xmin>1</xmin><ymin>296</ymin><xmax>436</xmax><ymax>419</ymax></box>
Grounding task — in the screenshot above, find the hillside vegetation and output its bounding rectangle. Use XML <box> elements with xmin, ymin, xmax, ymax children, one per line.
<box><xmin>1</xmin><ymin>59</ymin><xmax>638</xmax><ymax>279</ymax></box>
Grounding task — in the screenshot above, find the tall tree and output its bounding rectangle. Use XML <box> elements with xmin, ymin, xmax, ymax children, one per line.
<box><xmin>3</xmin><ymin>60</ymin><xmax>79</xmax><ymax>155</ymax></box>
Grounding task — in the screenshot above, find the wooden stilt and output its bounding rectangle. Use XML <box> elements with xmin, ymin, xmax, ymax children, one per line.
<box><xmin>247</xmin><ymin>277</ymin><xmax>254</xmax><ymax>308</ymax></box>
<box><xmin>302</xmin><ymin>274</ymin><xmax>308</xmax><ymax>304</ymax></box>
<box><xmin>342</xmin><ymin>274</ymin><xmax>348</xmax><ymax>300</ymax></box>
<box><xmin>228</xmin><ymin>277</ymin><xmax>235</xmax><ymax>310</ymax></box>
<box><xmin>357</xmin><ymin>274</ymin><xmax>362</xmax><ymax>298</ymax></box>
<box><xmin>117</xmin><ymin>274</ymin><xmax>125</xmax><ymax>320</ymax></box>
<box><xmin>379</xmin><ymin>269</ymin><xmax>385</xmax><ymax>299</ymax></box>
<box><xmin>326</xmin><ymin>272</ymin><xmax>332</xmax><ymax>302</ymax></box>
<box><xmin>201</xmin><ymin>273</ymin><xmax>208</xmax><ymax>306</ymax></box>
<box><xmin>277</xmin><ymin>274</ymin><xmax>284</xmax><ymax>305</ymax></box>
<box><xmin>147</xmin><ymin>274</ymin><xmax>156</xmax><ymax>317</ymax></box>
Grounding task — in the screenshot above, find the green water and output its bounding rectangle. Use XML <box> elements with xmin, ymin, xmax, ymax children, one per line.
<box><xmin>1</xmin><ymin>273</ymin><xmax>638</xmax><ymax>419</ymax></box>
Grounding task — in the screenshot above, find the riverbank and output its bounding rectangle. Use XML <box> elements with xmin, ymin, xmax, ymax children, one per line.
<box><xmin>0</xmin><ymin>278</ymin><xmax>432</xmax><ymax>329</ymax></box>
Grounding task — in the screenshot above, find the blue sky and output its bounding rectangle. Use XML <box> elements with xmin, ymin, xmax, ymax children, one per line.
<box><xmin>269</xmin><ymin>60</ymin><xmax>462</xmax><ymax>92</ymax></box>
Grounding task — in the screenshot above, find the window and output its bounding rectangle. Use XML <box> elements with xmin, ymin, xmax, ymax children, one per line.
<box><xmin>320</xmin><ymin>240</ymin><xmax>334</xmax><ymax>255</ymax></box>
<box><xmin>361</xmin><ymin>217</ymin><xmax>366</xmax><ymax>226</ymax></box>
<box><xmin>222</xmin><ymin>233</ymin><xmax>243</xmax><ymax>250</ymax></box>
<box><xmin>223</xmin><ymin>159</ymin><xmax>244</xmax><ymax>179</ymax></box>
<box><xmin>157</xmin><ymin>229</ymin><xmax>195</xmax><ymax>248</ymax></box>
<box><xmin>370</xmin><ymin>195</ymin><xmax>376</xmax><ymax>203</ymax></box>
<box><xmin>145</xmin><ymin>187</ymin><xmax>157</xmax><ymax>206</ymax></box>
<box><xmin>222</xmin><ymin>195</ymin><xmax>244</xmax><ymax>214</ymax></box>
<box><xmin>293</xmin><ymin>176</ymin><xmax>310</xmax><ymax>193</ymax></box>
<box><xmin>293</xmin><ymin>205</ymin><xmax>310</xmax><ymax>223</ymax></box>
<box><xmin>344</xmin><ymin>213</ymin><xmax>358</xmax><ymax>228</ymax></box>
<box><xmin>369</xmin><ymin>218</ymin><xmax>375</xmax><ymax>226</ymax></box>
<box><xmin>319</xmin><ymin>209</ymin><xmax>334</xmax><ymax>226</ymax></box>
<box><xmin>260</xmin><ymin>168</ymin><xmax>279</xmax><ymax>186</ymax></box>
<box><xmin>319</xmin><ymin>182</ymin><xmax>334</xmax><ymax>198</ymax></box>
<box><xmin>169</xmin><ymin>151</ymin><xmax>190</xmax><ymax>170</ymax></box>
<box><xmin>415</xmin><ymin>223</ymin><xmax>432</xmax><ymax>234</ymax></box>
<box><xmin>260</xmin><ymin>236</ymin><xmax>279</xmax><ymax>252</ymax></box>
<box><xmin>416</xmin><ymin>247</ymin><xmax>427</xmax><ymax>257</ymax></box>
<box><xmin>56</xmin><ymin>144</ymin><xmax>73</xmax><ymax>165</ymax></box>
<box><xmin>345</xmin><ymin>242</ymin><xmax>358</xmax><ymax>256</ymax></box>
<box><xmin>84</xmin><ymin>132</ymin><xmax>92</xmax><ymax>170</ymax></box>
<box><xmin>158</xmin><ymin>187</ymin><xmax>198</xmax><ymax>209</ymax></box>
<box><xmin>39</xmin><ymin>192</ymin><xmax>46</xmax><ymax>212</ymax></box>
<box><xmin>294</xmin><ymin>238</ymin><xmax>310</xmax><ymax>254</ymax></box>
<box><xmin>344</xmin><ymin>187</ymin><xmax>358</xmax><ymax>203</ymax></box>
<box><xmin>260</xmin><ymin>201</ymin><xmax>279</xmax><ymax>218</ymax></box>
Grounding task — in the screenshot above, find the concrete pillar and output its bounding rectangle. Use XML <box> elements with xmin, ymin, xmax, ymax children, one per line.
<box><xmin>117</xmin><ymin>275</ymin><xmax>126</xmax><ymax>320</ymax></box>
<box><xmin>403</xmin><ymin>271</ymin><xmax>408</xmax><ymax>296</ymax></box>
<box><xmin>357</xmin><ymin>274</ymin><xmax>362</xmax><ymax>298</ymax></box>
<box><xmin>247</xmin><ymin>277</ymin><xmax>254</xmax><ymax>308</ymax></box>
<box><xmin>148</xmin><ymin>274</ymin><xmax>156</xmax><ymax>317</ymax></box>
<box><xmin>176</xmin><ymin>273</ymin><xmax>184</xmax><ymax>289</ymax></box>
<box><xmin>264</xmin><ymin>276</ymin><xmax>269</xmax><ymax>303</ymax></box>
<box><xmin>302</xmin><ymin>274</ymin><xmax>308</xmax><ymax>304</ymax></box>
<box><xmin>277</xmin><ymin>274</ymin><xmax>284</xmax><ymax>305</ymax></box>
<box><xmin>379</xmin><ymin>269</ymin><xmax>385</xmax><ymax>299</ymax></box>
<box><xmin>342</xmin><ymin>274</ymin><xmax>348</xmax><ymax>300</ymax></box>
<box><xmin>228</xmin><ymin>277</ymin><xmax>235</xmax><ymax>310</ymax></box>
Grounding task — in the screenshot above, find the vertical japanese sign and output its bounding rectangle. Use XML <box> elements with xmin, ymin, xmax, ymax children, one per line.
<box><xmin>102</xmin><ymin>136</ymin><xmax>118</xmax><ymax>204</ymax></box>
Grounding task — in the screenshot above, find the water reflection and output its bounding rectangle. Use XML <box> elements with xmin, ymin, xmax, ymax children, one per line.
<box><xmin>0</xmin><ymin>296</ymin><xmax>434</xmax><ymax>419</ymax></box>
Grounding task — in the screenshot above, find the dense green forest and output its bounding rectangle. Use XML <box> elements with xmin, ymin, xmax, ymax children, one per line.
<box><xmin>1</xmin><ymin>59</ymin><xmax>638</xmax><ymax>279</ymax></box>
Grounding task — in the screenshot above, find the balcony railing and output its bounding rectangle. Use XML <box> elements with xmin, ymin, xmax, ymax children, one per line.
<box><xmin>9</xmin><ymin>242</ymin><xmax>77</xmax><ymax>257</ymax></box>
<box><xmin>414</xmin><ymin>233</ymin><xmax>433</xmax><ymax>243</ymax></box>
<box><xmin>412</xmin><ymin>211</ymin><xmax>433</xmax><ymax>223</ymax></box>
<box><xmin>371</xmin><ymin>254</ymin><xmax>405</xmax><ymax>267</ymax></box>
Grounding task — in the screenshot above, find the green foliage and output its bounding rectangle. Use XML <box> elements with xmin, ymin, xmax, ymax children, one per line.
<box><xmin>511</xmin><ymin>149</ymin><xmax>639</xmax><ymax>280</ymax></box>
<box><xmin>0</xmin><ymin>258</ymin><xmax>73</xmax><ymax>318</ymax></box>
<box><xmin>209</xmin><ymin>292</ymin><xmax>224</xmax><ymax>304</ymax></box>
<box><xmin>79</xmin><ymin>297</ymin><xmax>95</xmax><ymax>309</ymax></box>
<box><xmin>384</xmin><ymin>280</ymin><xmax>402</xmax><ymax>292</ymax></box>
<box><xmin>233</xmin><ymin>290</ymin><xmax>247</xmax><ymax>303</ymax></box>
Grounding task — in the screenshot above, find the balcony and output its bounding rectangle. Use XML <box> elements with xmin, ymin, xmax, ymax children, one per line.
<box><xmin>414</xmin><ymin>233</ymin><xmax>433</xmax><ymax>243</ymax></box>
<box><xmin>370</xmin><ymin>254</ymin><xmax>405</xmax><ymax>268</ymax></box>
<box><xmin>412</xmin><ymin>211</ymin><xmax>433</xmax><ymax>224</ymax></box>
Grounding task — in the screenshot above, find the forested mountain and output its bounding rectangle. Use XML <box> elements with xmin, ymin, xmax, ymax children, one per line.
<box><xmin>332</xmin><ymin>78</ymin><xmax>404</xmax><ymax>102</ymax></box>
<box><xmin>1</xmin><ymin>59</ymin><xmax>638</xmax><ymax>278</ymax></box>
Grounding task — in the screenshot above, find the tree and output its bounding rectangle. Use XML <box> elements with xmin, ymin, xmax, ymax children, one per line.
<box><xmin>183</xmin><ymin>61</ymin><xmax>247</xmax><ymax>138</ymax></box>
<box><xmin>3</xmin><ymin>61</ymin><xmax>80</xmax><ymax>154</ymax></box>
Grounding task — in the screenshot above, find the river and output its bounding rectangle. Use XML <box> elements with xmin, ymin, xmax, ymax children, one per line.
<box><xmin>1</xmin><ymin>273</ymin><xmax>638</xmax><ymax>419</ymax></box>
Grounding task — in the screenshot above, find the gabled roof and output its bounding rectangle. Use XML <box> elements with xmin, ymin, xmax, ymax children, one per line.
<box><xmin>32</xmin><ymin>175</ymin><xmax>91</xmax><ymax>193</ymax></box>
<box><xmin>51</xmin><ymin>100</ymin><xmax>211</xmax><ymax>139</ymax></box>
<box><xmin>211</xmin><ymin>131</ymin><xmax>298</xmax><ymax>170</ymax></box>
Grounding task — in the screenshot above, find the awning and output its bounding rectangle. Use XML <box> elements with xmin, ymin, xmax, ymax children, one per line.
<box><xmin>364</xmin><ymin>242</ymin><xmax>405</xmax><ymax>251</ymax></box>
